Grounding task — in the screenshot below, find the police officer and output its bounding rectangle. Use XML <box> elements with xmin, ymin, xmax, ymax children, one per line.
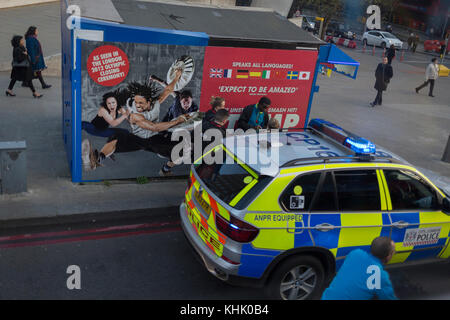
<box><xmin>321</xmin><ymin>236</ymin><xmax>398</xmax><ymax>300</ymax></box>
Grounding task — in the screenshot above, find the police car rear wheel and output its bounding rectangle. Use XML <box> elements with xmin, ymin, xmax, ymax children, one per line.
<box><xmin>267</xmin><ymin>256</ymin><xmax>325</xmax><ymax>300</ymax></box>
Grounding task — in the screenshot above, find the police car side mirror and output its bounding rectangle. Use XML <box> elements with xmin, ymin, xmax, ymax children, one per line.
<box><xmin>443</xmin><ymin>198</ymin><xmax>450</xmax><ymax>215</ymax></box>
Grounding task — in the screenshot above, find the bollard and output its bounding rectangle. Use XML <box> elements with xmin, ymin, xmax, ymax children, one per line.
<box><xmin>382</xmin><ymin>47</ymin><xmax>385</xmax><ymax>58</ymax></box>
<box><xmin>442</xmin><ymin>135</ymin><xmax>450</xmax><ymax>163</ymax></box>
<box><xmin>372</xmin><ymin>44</ymin><xmax>375</xmax><ymax>55</ymax></box>
<box><xmin>0</xmin><ymin>141</ymin><xmax>27</xmax><ymax>194</ymax></box>
<box><xmin>400</xmin><ymin>49</ymin><xmax>404</xmax><ymax>62</ymax></box>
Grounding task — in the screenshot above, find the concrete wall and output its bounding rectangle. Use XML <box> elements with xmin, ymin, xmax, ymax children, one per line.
<box><xmin>0</xmin><ymin>0</ymin><xmax>57</xmax><ymax>9</ymax></box>
<box><xmin>251</xmin><ymin>0</ymin><xmax>293</xmax><ymax>17</ymax></box>
<box><xmin>185</xmin><ymin>0</ymin><xmax>235</xmax><ymax>6</ymax></box>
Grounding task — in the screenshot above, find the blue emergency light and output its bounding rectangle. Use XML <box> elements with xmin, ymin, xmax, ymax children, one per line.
<box><xmin>308</xmin><ymin>119</ymin><xmax>376</xmax><ymax>155</ymax></box>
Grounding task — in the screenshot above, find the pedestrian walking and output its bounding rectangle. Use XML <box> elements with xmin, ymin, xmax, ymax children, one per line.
<box><xmin>407</xmin><ymin>32</ymin><xmax>414</xmax><ymax>51</ymax></box>
<box><xmin>25</xmin><ymin>26</ymin><xmax>52</xmax><ymax>89</ymax></box>
<box><xmin>5</xmin><ymin>35</ymin><xmax>42</xmax><ymax>98</ymax></box>
<box><xmin>321</xmin><ymin>236</ymin><xmax>398</xmax><ymax>300</ymax></box>
<box><xmin>370</xmin><ymin>57</ymin><xmax>393</xmax><ymax>107</ymax></box>
<box><xmin>386</xmin><ymin>44</ymin><xmax>396</xmax><ymax>65</ymax></box>
<box><xmin>415</xmin><ymin>57</ymin><xmax>439</xmax><ymax>97</ymax></box>
<box><xmin>412</xmin><ymin>34</ymin><xmax>419</xmax><ymax>53</ymax></box>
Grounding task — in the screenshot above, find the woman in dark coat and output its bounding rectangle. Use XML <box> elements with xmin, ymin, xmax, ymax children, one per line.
<box><xmin>25</xmin><ymin>26</ymin><xmax>51</xmax><ymax>89</ymax></box>
<box><xmin>5</xmin><ymin>35</ymin><xmax>42</xmax><ymax>98</ymax></box>
<box><xmin>370</xmin><ymin>57</ymin><xmax>393</xmax><ymax>107</ymax></box>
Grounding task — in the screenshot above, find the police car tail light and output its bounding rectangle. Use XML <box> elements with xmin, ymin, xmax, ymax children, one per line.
<box><xmin>308</xmin><ymin>118</ymin><xmax>376</xmax><ymax>155</ymax></box>
<box><xmin>187</xmin><ymin>175</ymin><xmax>193</xmax><ymax>190</ymax></box>
<box><xmin>215</xmin><ymin>213</ymin><xmax>259</xmax><ymax>243</ymax></box>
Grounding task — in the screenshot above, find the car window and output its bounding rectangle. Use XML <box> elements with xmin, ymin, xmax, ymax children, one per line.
<box><xmin>384</xmin><ymin>169</ymin><xmax>439</xmax><ymax>210</ymax></box>
<box><xmin>334</xmin><ymin>170</ymin><xmax>381</xmax><ymax>211</ymax></box>
<box><xmin>280</xmin><ymin>172</ymin><xmax>321</xmax><ymax>212</ymax></box>
<box><xmin>368</xmin><ymin>31</ymin><xmax>376</xmax><ymax>36</ymax></box>
<box><xmin>381</xmin><ymin>32</ymin><xmax>396</xmax><ymax>39</ymax></box>
<box><xmin>311</xmin><ymin>172</ymin><xmax>338</xmax><ymax>212</ymax></box>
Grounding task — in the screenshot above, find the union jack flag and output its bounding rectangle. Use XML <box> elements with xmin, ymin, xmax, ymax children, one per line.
<box><xmin>209</xmin><ymin>68</ymin><xmax>223</xmax><ymax>78</ymax></box>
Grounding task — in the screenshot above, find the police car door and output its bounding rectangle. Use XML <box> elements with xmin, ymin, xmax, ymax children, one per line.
<box><xmin>278</xmin><ymin>171</ymin><xmax>321</xmax><ymax>246</ymax></box>
<box><xmin>381</xmin><ymin>169</ymin><xmax>450</xmax><ymax>262</ymax></box>
<box><xmin>309</xmin><ymin>169</ymin><xmax>391</xmax><ymax>269</ymax></box>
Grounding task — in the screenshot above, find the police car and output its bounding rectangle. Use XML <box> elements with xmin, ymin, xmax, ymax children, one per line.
<box><xmin>180</xmin><ymin>119</ymin><xmax>450</xmax><ymax>300</ymax></box>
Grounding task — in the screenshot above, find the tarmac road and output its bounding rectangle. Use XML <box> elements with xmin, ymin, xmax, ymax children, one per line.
<box><xmin>0</xmin><ymin>207</ymin><xmax>448</xmax><ymax>300</ymax></box>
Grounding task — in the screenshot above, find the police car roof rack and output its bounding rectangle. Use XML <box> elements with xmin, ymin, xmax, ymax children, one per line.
<box><xmin>281</xmin><ymin>155</ymin><xmax>401</xmax><ymax>168</ymax></box>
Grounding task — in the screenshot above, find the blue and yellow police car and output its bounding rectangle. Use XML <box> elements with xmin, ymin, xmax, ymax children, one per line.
<box><xmin>180</xmin><ymin>119</ymin><xmax>450</xmax><ymax>300</ymax></box>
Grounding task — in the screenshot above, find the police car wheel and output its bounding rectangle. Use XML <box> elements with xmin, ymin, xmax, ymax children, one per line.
<box><xmin>267</xmin><ymin>256</ymin><xmax>325</xmax><ymax>300</ymax></box>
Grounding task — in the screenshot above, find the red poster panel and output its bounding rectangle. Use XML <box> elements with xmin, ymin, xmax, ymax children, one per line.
<box><xmin>200</xmin><ymin>46</ymin><xmax>318</xmax><ymax>129</ymax></box>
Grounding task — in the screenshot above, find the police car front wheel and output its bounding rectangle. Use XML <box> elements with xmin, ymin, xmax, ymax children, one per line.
<box><xmin>267</xmin><ymin>256</ymin><xmax>325</xmax><ymax>300</ymax></box>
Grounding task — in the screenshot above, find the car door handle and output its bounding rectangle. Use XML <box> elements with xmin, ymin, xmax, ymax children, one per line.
<box><xmin>392</xmin><ymin>221</ymin><xmax>410</xmax><ymax>229</ymax></box>
<box><xmin>315</xmin><ymin>223</ymin><xmax>335</xmax><ymax>232</ymax></box>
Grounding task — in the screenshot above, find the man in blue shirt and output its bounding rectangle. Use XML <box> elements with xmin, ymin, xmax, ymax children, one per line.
<box><xmin>236</xmin><ymin>97</ymin><xmax>270</xmax><ymax>131</ymax></box>
<box><xmin>321</xmin><ymin>236</ymin><xmax>398</xmax><ymax>300</ymax></box>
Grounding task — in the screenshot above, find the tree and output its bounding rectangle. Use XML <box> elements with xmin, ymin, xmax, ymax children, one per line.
<box><xmin>308</xmin><ymin>0</ymin><xmax>344</xmax><ymax>39</ymax></box>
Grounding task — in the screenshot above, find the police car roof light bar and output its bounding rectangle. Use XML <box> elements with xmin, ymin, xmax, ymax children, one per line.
<box><xmin>308</xmin><ymin>118</ymin><xmax>376</xmax><ymax>155</ymax></box>
<box><xmin>281</xmin><ymin>155</ymin><xmax>400</xmax><ymax>168</ymax></box>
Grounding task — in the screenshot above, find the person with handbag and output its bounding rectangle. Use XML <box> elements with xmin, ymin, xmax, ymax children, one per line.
<box><xmin>370</xmin><ymin>57</ymin><xmax>393</xmax><ymax>107</ymax></box>
<box><xmin>6</xmin><ymin>35</ymin><xmax>42</xmax><ymax>98</ymax></box>
<box><xmin>25</xmin><ymin>26</ymin><xmax>51</xmax><ymax>89</ymax></box>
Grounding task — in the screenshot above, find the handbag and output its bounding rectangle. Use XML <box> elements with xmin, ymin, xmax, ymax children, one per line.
<box><xmin>12</xmin><ymin>59</ymin><xmax>30</xmax><ymax>68</ymax></box>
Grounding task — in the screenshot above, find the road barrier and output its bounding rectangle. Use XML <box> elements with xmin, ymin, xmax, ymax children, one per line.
<box><xmin>325</xmin><ymin>36</ymin><xmax>356</xmax><ymax>49</ymax></box>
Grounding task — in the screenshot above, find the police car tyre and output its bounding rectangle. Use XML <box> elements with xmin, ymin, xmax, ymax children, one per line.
<box><xmin>266</xmin><ymin>255</ymin><xmax>325</xmax><ymax>300</ymax></box>
<box><xmin>381</xmin><ymin>42</ymin><xmax>386</xmax><ymax>49</ymax></box>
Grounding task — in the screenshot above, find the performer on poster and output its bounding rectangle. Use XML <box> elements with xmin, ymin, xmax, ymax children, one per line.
<box><xmin>82</xmin><ymin>70</ymin><xmax>188</xmax><ymax>170</ymax></box>
<box><xmin>162</xmin><ymin>89</ymin><xmax>198</xmax><ymax>122</ymax></box>
<box><xmin>81</xmin><ymin>89</ymin><xmax>130</xmax><ymax>138</ymax></box>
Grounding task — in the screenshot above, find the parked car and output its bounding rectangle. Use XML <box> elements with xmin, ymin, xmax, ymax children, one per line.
<box><xmin>300</xmin><ymin>15</ymin><xmax>316</xmax><ymax>32</ymax></box>
<box><xmin>362</xmin><ymin>30</ymin><xmax>403</xmax><ymax>49</ymax></box>
<box><xmin>326</xmin><ymin>22</ymin><xmax>355</xmax><ymax>40</ymax></box>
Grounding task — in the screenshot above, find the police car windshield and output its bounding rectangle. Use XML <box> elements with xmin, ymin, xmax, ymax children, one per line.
<box><xmin>194</xmin><ymin>146</ymin><xmax>273</xmax><ymax>209</ymax></box>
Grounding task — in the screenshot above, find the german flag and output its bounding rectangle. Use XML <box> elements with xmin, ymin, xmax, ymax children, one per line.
<box><xmin>236</xmin><ymin>70</ymin><xmax>249</xmax><ymax>79</ymax></box>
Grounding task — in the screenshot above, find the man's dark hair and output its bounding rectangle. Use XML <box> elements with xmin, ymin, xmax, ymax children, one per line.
<box><xmin>214</xmin><ymin>109</ymin><xmax>229</xmax><ymax>123</ymax></box>
<box><xmin>180</xmin><ymin>90</ymin><xmax>192</xmax><ymax>99</ymax></box>
<box><xmin>258</xmin><ymin>97</ymin><xmax>271</xmax><ymax>107</ymax></box>
<box><xmin>127</xmin><ymin>81</ymin><xmax>158</xmax><ymax>103</ymax></box>
<box><xmin>431</xmin><ymin>58</ymin><xmax>437</xmax><ymax>63</ymax></box>
<box><xmin>370</xmin><ymin>237</ymin><xmax>393</xmax><ymax>261</ymax></box>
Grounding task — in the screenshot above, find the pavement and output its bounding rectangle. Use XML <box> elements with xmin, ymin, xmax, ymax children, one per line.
<box><xmin>0</xmin><ymin>74</ymin><xmax>187</xmax><ymax>223</ymax></box>
<box><xmin>0</xmin><ymin>2</ymin><xmax>449</xmax><ymax>226</ymax></box>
